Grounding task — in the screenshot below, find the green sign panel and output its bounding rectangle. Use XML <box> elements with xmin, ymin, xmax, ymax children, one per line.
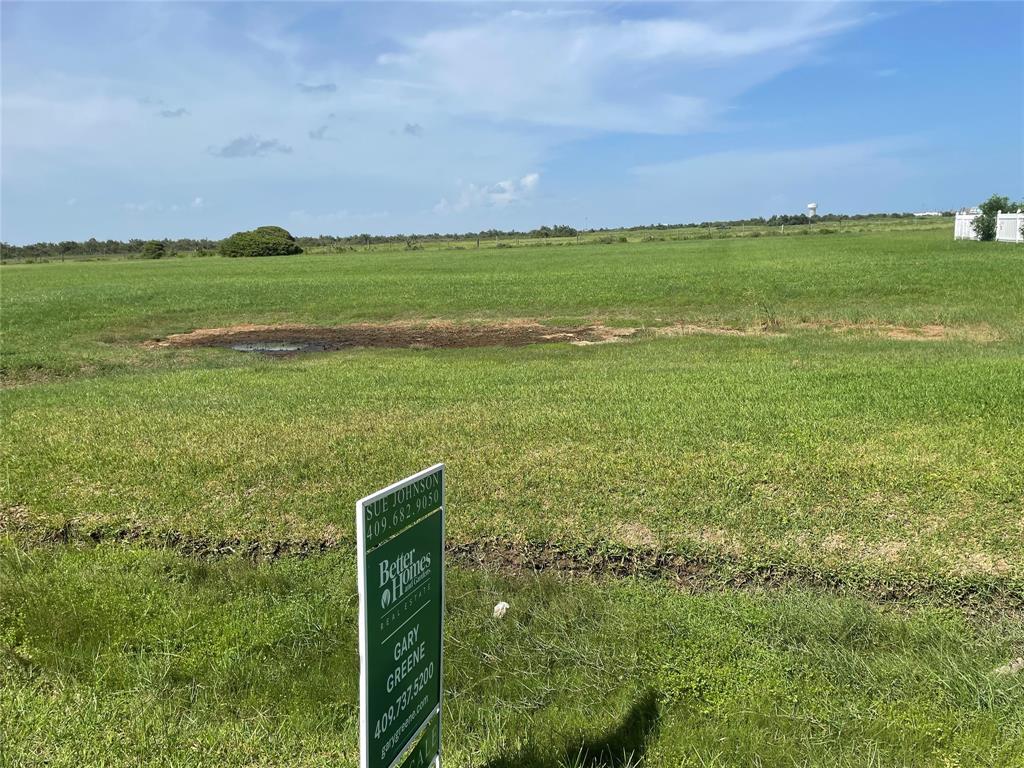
<box><xmin>399</xmin><ymin>712</ymin><xmax>439</xmax><ymax>768</ymax></box>
<box><xmin>358</xmin><ymin>465</ymin><xmax>444</xmax><ymax>768</ymax></box>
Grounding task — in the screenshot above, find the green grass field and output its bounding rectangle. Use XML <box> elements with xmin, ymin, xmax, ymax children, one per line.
<box><xmin>2</xmin><ymin>226</ymin><xmax>1023</xmax><ymax>766</ymax></box>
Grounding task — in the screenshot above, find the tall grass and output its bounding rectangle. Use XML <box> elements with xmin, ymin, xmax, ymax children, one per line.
<box><xmin>2</xmin><ymin>542</ymin><xmax>1021</xmax><ymax>767</ymax></box>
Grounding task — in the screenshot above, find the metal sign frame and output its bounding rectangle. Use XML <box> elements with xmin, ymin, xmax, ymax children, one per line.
<box><xmin>357</xmin><ymin>464</ymin><xmax>445</xmax><ymax>768</ymax></box>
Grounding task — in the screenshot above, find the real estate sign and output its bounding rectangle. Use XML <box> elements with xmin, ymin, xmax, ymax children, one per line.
<box><xmin>357</xmin><ymin>464</ymin><xmax>444</xmax><ymax>768</ymax></box>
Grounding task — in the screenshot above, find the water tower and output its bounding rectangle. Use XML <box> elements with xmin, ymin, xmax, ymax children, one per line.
<box><xmin>807</xmin><ymin>202</ymin><xmax>817</xmax><ymax>218</ymax></box>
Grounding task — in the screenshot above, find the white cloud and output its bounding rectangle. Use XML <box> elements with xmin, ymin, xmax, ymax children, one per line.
<box><xmin>376</xmin><ymin>5</ymin><xmax>864</xmax><ymax>133</ymax></box>
<box><xmin>297</xmin><ymin>82</ymin><xmax>337</xmax><ymax>94</ymax></box>
<box><xmin>125</xmin><ymin>197</ymin><xmax>208</xmax><ymax>215</ymax></box>
<box><xmin>434</xmin><ymin>172</ymin><xmax>541</xmax><ymax>214</ymax></box>
<box><xmin>124</xmin><ymin>201</ymin><xmax>161</xmax><ymax>213</ymax></box>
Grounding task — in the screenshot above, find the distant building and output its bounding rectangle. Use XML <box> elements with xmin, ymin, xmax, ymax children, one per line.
<box><xmin>913</xmin><ymin>211</ymin><xmax>943</xmax><ymax>217</ymax></box>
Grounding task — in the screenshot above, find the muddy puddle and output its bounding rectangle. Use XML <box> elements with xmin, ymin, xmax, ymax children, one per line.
<box><xmin>147</xmin><ymin>322</ymin><xmax>634</xmax><ymax>355</ymax></box>
<box><xmin>144</xmin><ymin>320</ymin><xmax>998</xmax><ymax>357</ymax></box>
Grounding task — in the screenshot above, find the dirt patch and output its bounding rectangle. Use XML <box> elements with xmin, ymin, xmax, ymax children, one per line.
<box><xmin>797</xmin><ymin>321</ymin><xmax>1003</xmax><ymax>343</ymax></box>
<box><xmin>994</xmin><ymin>657</ymin><xmax>1024</xmax><ymax>676</ymax></box>
<box><xmin>146</xmin><ymin>322</ymin><xmax>633</xmax><ymax>354</ymax></box>
<box><xmin>615</xmin><ymin>522</ymin><xmax>659</xmax><ymax>549</ymax></box>
<box><xmin>0</xmin><ymin>504</ymin><xmax>31</xmax><ymax>531</ymax></box>
<box><xmin>144</xmin><ymin>319</ymin><xmax>1002</xmax><ymax>356</ymax></box>
<box><xmin>652</xmin><ymin>324</ymin><xmax>771</xmax><ymax>339</ymax></box>
<box><xmin>9</xmin><ymin>521</ymin><xmax>1023</xmax><ymax>611</ymax></box>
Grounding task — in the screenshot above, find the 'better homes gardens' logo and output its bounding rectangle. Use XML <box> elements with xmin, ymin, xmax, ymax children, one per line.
<box><xmin>378</xmin><ymin>549</ymin><xmax>432</xmax><ymax>608</ymax></box>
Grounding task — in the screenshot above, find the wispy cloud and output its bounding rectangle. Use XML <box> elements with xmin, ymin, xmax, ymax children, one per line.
<box><xmin>124</xmin><ymin>196</ymin><xmax>208</xmax><ymax>214</ymax></box>
<box><xmin>124</xmin><ymin>200</ymin><xmax>162</xmax><ymax>213</ymax></box>
<box><xmin>297</xmin><ymin>82</ymin><xmax>337</xmax><ymax>94</ymax></box>
<box><xmin>309</xmin><ymin>125</ymin><xmax>331</xmax><ymax>141</ymax></box>
<box><xmin>435</xmin><ymin>172</ymin><xmax>540</xmax><ymax>214</ymax></box>
<box><xmin>209</xmin><ymin>135</ymin><xmax>292</xmax><ymax>158</ymax></box>
<box><xmin>376</xmin><ymin>5</ymin><xmax>865</xmax><ymax>133</ymax></box>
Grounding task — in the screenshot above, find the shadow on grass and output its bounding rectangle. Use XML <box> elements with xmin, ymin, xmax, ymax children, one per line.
<box><xmin>482</xmin><ymin>690</ymin><xmax>660</xmax><ymax>768</ymax></box>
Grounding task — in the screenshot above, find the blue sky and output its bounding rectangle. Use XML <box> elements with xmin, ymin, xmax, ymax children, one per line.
<box><xmin>2</xmin><ymin>1</ymin><xmax>1021</xmax><ymax>244</ymax></box>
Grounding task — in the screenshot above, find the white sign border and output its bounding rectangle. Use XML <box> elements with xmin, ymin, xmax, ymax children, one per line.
<box><xmin>357</xmin><ymin>463</ymin><xmax>445</xmax><ymax>768</ymax></box>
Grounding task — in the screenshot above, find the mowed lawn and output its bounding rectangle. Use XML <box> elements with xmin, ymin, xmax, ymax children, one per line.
<box><xmin>4</xmin><ymin>332</ymin><xmax>1024</xmax><ymax>586</ymax></box>
<box><xmin>2</xmin><ymin>229</ymin><xmax>1023</xmax><ymax>586</ymax></box>
<box><xmin>2</xmin><ymin>543</ymin><xmax>1022</xmax><ymax>768</ymax></box>
<box><xmin>2</xmin><ymin>229</ymin><xmax>1022</xmax><ymax>381</ymax></box>
<box><xmin>2</xmin><ymin>228</ymin><xmax>1024</xmax><ymax>767</ymax></box>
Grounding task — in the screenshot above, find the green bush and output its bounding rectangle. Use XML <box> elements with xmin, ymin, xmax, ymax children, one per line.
<box><xmin>252</xmin><ymin>226</ymin><xmax>296</xmax><ymax>242</ymax></box>
<box><xmin>972</xmin><ymin>196</ymin><xmax>1007</xmax><ymax>241</ymax></box>
<box><xmin>972</xmin><ymin>195</ymin><xmax>1023</xmax><ymax>242</ymax></box>
<box><xmin>220</xmin><ymin>227</ymin><xmax>302</xmax><ymax>258</ymax></box>
<box><xmin>141</xmin><ymin>241</ymin><xmax>165</xmax><ymax>259</ymax></box>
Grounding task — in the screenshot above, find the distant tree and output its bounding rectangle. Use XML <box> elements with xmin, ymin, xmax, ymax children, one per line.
<box><xmin>220</xmin><ymin>226</ymin><xmax>303</xmax><ymax>258</ymax></box>
<box><xmin>141</xmin><ymin>240</ymin><xmax>166</xmax><ymax>259</ymax></box>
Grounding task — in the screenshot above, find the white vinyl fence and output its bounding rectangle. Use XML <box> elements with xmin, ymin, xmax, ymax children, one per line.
<box><xmin>996</xmin><ymin>211</ymin><xmax>1024</xmax><ymax>243</ymax></box>
<box><xmin>954</xmin><ymin>210</ymin><xmax>1024</xmax><ymax>243</ymax></box>
<box><xmin>954</xmin><ymin>212</ymin><xmax>979</xmax><ymax>240</ymax></box>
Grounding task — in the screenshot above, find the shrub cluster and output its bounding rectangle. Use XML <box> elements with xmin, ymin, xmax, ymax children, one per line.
<box><xmin>141</xmin><ymin>240</ymin><xmax>165</xmax><ymax>259</ymax></box>
<box><xmin>972</xmin><ymin>195</ymin><xmax>1024</xmax><ymax>241</ymax></box>
<box><xmin>219</xmin><ymin>226</ymin><xmax>302</xmax><ymax>258</ymax></box>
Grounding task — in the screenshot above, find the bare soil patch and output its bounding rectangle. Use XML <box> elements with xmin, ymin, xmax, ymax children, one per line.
<box><xmin>9</xmin><ymin>520</ymin><xmax>1023</xmax><ymax>611</ymax></box>
<box><xmin>797</xmin><ymin>321</ymin><xmax>1002</xmax><ymax>343</ymax></box>
<box><xmin>143</xmin><ymin>319</ymin><xmax>1001</xmax><ymax>356</ymax></box>
<box><xmin>146</xmin><ymin>322</ymin><xmax>629</xmax><ymax>354</ymax></box>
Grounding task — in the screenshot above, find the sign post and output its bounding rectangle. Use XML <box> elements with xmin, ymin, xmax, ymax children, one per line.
<box><xmin>357</xmin><ymin>464</ymin><xmax>444</xmax><ymax>768</ymax></box>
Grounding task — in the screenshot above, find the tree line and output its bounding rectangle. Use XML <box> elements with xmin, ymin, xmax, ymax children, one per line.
<box><xmin>1</xmin><ymin>211</ymin><xmax>955</xmax><ymax>262</ymax></box>
<box><xmin>0</xmin><ymin>237</ymin><xmax>219</xmax><ymax>262</ymax></box>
